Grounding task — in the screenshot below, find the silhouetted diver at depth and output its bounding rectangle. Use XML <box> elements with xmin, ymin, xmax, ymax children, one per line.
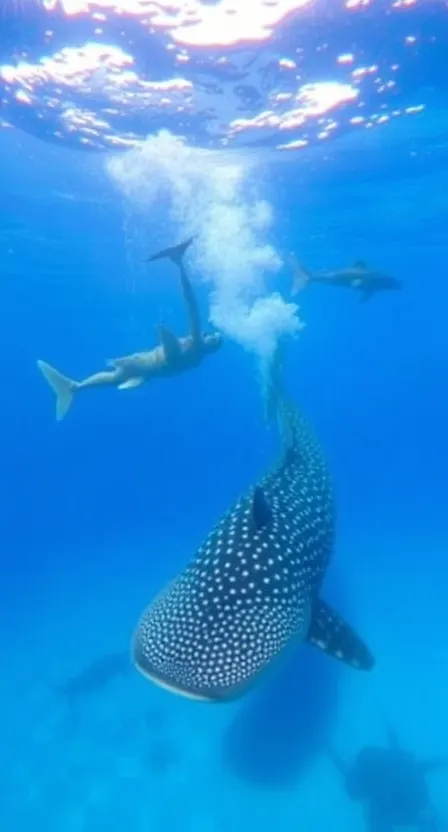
<box><xmin>37</xmin><ymin>238</ymin><xmax>223</xmax><ymax>420</ymax></box>
<box><xmin>330</xmin><ymin>724</ymin><xmax>448</xmax><ymax>832</ymax></box>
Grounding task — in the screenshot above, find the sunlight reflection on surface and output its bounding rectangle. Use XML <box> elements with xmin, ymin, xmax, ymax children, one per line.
<box><xmin>0</xmin><ymin>0</ymin><xmax>433</xmax><ymax>152</ymax></box>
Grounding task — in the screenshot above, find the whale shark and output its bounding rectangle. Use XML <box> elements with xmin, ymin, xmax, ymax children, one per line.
<box><xmin>132</xmin><ymin>372</ymin><xmax>374</xmax><ymax>702</ymax></box>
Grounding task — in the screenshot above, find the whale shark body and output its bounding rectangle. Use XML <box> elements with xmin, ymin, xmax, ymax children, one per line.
<box><xmin>132</xmin><ymin>390</ymin><xmax>374</xmax><ymax>702</ymax></box>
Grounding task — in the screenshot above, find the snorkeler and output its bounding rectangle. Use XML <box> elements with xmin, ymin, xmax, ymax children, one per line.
<box><xmin>37</xmin><ymin>238</ymin><xmax>223</xmax><ymax>420</ymax></box>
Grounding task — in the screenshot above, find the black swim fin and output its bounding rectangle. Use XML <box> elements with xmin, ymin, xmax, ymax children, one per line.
<box><xmin>147</xmin><ymin>237</ymin><xmax>194</xmax><ymax>265</ymax></box>
<box><xmin>157</xmin><ymin>325</ymin><xmax>182</xmax><ymax>362</ymax></box>
<box><xmin>307</xmin><ymin>598</ymin><xmax>375</xmax><ymax>671</ymax></box>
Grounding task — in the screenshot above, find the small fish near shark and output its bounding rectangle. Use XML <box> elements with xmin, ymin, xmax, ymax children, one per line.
<box><xmin>291</xmin><ymin>257</ymin><xmax>402</xmax><ymax>302</ymax></box>
<box><xmin>132</xmin><ymin>368</ymin><xmax>374</xmax><ymax>702</ymax></box>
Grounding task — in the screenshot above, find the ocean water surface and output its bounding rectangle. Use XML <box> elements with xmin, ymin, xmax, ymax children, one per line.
<box><xmin>1</xmin><ymin>1</ymin><xmax>448</xmax><ymax>830</ymax></box>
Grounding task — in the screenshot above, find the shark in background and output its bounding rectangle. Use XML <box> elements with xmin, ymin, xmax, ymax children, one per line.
<box><xmin>132</xmin><ymin>350</ymin><xmax>374</xmax><ymax>702</ymax></box>
<box><xmin>290</xmin><ymin>256</ymin><xmax>402</xmax><ymax>302</ymax></box>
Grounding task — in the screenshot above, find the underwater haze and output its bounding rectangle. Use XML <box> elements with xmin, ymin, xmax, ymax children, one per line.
<box><xmin>1</xmin><ymin>1</ymin><xmax>448</xmax><ymax>830</ymax></box>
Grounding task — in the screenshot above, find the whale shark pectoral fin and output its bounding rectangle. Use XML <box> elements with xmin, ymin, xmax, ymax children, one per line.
<box><xmin>307</xmin><ymin>598</ymin><xmax>375</xmax><ymax>671</ymax></box>
<box><xmin>252</xmin><ymin>486</ymin><xmax>273</xmax><ymax>531</ymax></box>
<box><xmin>157</xmin><ymin>326</ymin><xmax>182</xmax><ymax>363</ymax></box>
<box><xmin>118</xmin><ymin>377</ymin><xmax>144</xmax><ymax>390</ymax></box>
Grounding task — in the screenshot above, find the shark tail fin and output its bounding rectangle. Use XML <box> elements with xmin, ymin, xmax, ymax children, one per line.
<box><xmin>262</xmin><ymin>344</ymin><xmax>285</xmax><ymax>426</ymax></box>
<box><xmin>289</xmin><ymin>254</ymin><xmax>313</xmax><ymax>295</ymax></box>
<box><xmin>37</xmin><ymin>360</ymin><xmax>76</xmax><ymax>420</ymax></box>
<box><xmin>307</xmin><ymin>598</ymin><xmax>375</xmax><ymax>671</ymax></box>
<box><xmin>147</xmin><ymin>237</ymin><xmax>194</xmax><ymax>266</ymax></box>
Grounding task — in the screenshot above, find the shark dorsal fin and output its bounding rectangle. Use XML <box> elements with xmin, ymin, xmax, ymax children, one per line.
<box><xmin>353</xmin><ymin>260</ymin><xmax>367</xmax><ymax>269</ymax></box>
<box><xmin>252</xmin><ymin>487</ymin><xmax>273</xmax><ymax>531</ymax></box>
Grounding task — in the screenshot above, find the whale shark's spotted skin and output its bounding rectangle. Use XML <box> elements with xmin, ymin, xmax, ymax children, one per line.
<box><xmin>133</xmin><ymin>399</ymin><xmax>374</xmax><ymax>701</ymax></box>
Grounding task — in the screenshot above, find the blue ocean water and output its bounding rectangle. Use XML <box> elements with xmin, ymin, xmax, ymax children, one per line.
<box><xmin>1</xmin><ymin>1</ymin><xmax>448</xmax><ymax>830</ymax></box>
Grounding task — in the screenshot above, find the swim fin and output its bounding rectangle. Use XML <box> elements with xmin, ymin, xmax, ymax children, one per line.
<box><xmin>147</xmin><ymin>237</ymin><xmax>194</xmax><ymax>265</ymax></box>
<box><xmin>37</xmin><ymin>360</ymin><xmax>76</xmax><ymax>421</ymax></box>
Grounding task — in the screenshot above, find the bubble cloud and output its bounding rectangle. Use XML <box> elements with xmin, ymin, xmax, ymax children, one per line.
<box><xmin>107</xmin><ymin>130</ymin><xmax>303</xmax><ymax>359</ymax></box>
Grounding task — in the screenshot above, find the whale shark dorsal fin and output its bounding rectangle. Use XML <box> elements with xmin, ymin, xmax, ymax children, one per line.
<box><xmin>157</xmin><ymin>325</ymin><xmax>181</xmax><ymax>362</ymax></box>
<box><xmin>353</xmin><ymin>260</ymin><xmax>367</xmax><ymax>269</ymax></box>
<box><xmin>252</xmin><ymin>487</ymin><xmax>273</xmax><ymax>531</ymax></box>
<box><xmin>307</xmin><ymin>598</ymin><xmax>375</xmax><ymax>671</ymax></box>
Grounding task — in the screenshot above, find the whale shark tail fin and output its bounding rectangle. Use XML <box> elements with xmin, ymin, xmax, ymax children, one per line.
<box><xmin>147</xmin><ymin>237</ymin><xmax>194</xmax><ymax>266</ymax></box>
<box><xmin>262</xmin><ymin>344</ymin><xmax>285</xmax><ymax>426</ymax></box>
<box><xmin>37</xmin><ymin>360</ymin><xmax>76</xmax><ymax>420</ymax></box>
<box><xmin>307</xmin><ymin>598</ymin><xmax>375</xmax><ymax>671</ymax></box>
